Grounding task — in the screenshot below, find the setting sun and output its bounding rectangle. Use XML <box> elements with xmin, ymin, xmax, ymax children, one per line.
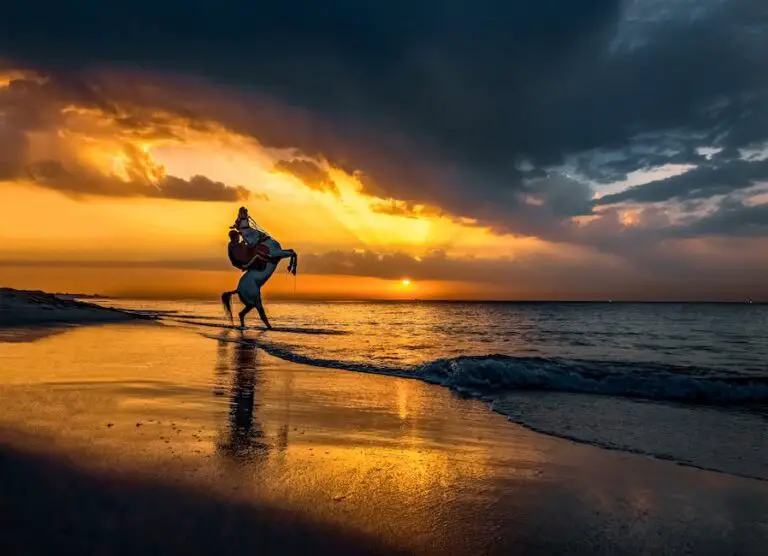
<box><xmin>401</xmin><ymin>279</ymin><xmax>412</xmax><ymax>287</ymax></box>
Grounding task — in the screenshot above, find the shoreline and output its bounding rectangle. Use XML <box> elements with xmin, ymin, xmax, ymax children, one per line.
<box><xmin>6</xmin><ymin>289</ymin><xmax>763</xmax><ymax>482</ymax></box>
<box><xmin>0</xmin><ymin>287</ymin><xmax>152</xmax><ymax>327</ymax></box>
<box><xmin>203</xmin><ymin>329</ymin><xmax>768</xmax><ymax>482</ymax></box>
<box><xmin>2</xmin><ymin>321</ymin><xmax>767</xmax><ymax>554</ymax></box>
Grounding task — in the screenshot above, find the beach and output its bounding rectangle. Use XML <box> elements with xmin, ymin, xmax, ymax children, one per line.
<box><xmin>2</xmin><ymin>312</ymin><xmax>767</xmax><ymax>555</ymax></box>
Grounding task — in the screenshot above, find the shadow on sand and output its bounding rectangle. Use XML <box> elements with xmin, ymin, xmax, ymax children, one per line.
<box><xmin>0</xmin><ymin>443</ymin><xmax>406</xmax><ymax>556</ymax></box>
<box><xmin>0</xmin><ymin>325</ymin><xmax>71</xmax><ymax>343</ymax></box>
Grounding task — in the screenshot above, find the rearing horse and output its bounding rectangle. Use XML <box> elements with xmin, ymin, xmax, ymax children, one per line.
<box><xmin>221</xmin><ymin>235</ymin><xmax>297</xmax><ymax>329</ymax></box>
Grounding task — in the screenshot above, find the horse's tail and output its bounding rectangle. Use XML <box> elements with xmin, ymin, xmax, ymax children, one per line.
<box><xmin>221</xmin><ymin>290</ymin><xmax>236</xmax><ymax>324</ymax></box>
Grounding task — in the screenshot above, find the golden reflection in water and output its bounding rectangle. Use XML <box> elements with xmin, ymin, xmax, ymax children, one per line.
<box><xmin>395</xmin><ymin>381</ymin><xmax>411</xmax><ymax>421</ymax></box>
<box><xmin>0</xmin><ymin>321</ymin><xmax>556</xmax><ymax>545</ymax></box>
<box><xmin>219</xmin><ymin>347</ymin><xmax>504</xmax><ymax>510</ymax></box>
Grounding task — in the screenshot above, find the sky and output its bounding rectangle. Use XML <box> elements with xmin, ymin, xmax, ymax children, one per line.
<box><xmin>1</xmin><ymin>0</ymin><xmax>767</xmax><ymax>300</ymax></box>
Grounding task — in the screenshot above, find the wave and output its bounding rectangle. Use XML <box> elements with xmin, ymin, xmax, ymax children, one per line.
<box><xmin>415</xmin><ymin>355</ymin><xmax>768</xmax><ymax>405</ymax></box>
<box><xmin>200</xmin><ymin>332</ymin><xmax>768</xmax><ymax>480</ymax></box>
<box><xmin>208</xmin><ymin>333</ymin><xmax>768</xmax><ymax>406</ymax></box>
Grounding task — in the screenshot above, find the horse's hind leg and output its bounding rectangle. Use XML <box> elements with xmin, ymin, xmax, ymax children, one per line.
<box><xmin>238</xmin><ymin>304</ymin><xmax>254</xmax><ymax>330</ymax></box>
<box><xmin>253</xmin><ymin>290</ymin><xmax>272</xmax><ymax>330</ymax></box>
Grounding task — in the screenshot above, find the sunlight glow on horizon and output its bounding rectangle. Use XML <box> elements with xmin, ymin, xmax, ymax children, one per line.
<box><xmin>0</xmin><ymin>70</ymin><xmax>594</xmax><ymax>300</ymax></box>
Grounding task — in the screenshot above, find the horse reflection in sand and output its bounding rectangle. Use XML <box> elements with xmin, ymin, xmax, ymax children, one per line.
<box><xmin>214</xmin><ymin>334</ymin><xmax>268</xmax><ymax>460</ymax></box>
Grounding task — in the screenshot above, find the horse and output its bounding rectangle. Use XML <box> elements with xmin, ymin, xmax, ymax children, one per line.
<box><xmin>221</xmin><ymin>235</ymin><xmax>297</xmax><ymax>329</ymax></box>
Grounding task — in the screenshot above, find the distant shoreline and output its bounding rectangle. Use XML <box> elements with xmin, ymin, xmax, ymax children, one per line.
<box><xmin>0</xmin><ymin>288</ymin><xmax>152</xmax><ymax>327</ymax></box>
<box><xmin>49</xmin><ymin>292</ymin><xmax>114</xmax><ymax>301</ymax></box>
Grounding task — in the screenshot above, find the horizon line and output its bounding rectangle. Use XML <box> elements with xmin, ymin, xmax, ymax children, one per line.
<box><xmin>4</xmin><ymin>288</ymin><xmax>764</xmax><ymax>304</ymax></box>
<box><xmin>77</xmin><ymin>294</ymin><xmax>768</xmax><ymax>305</ymax></box>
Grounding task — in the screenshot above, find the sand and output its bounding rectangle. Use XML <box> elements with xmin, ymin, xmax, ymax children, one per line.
<box><xmin>1</xmin><ymin>322</ymin><xmax>767</xmax><ymax>555</ymax></box>
<box><xmin>0</xmin><ymin>288</ymin><xmax>147</xmax><ymax>327</ymax></box>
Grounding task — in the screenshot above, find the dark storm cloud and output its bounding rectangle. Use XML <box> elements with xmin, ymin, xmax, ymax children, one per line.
<box><xmin>675</xmin><ymin>199</ymin><xmax>768</xmax><ymax>238</ymax></box>
<box><xmin>596</xmin><ymin>158</ymin><xmax>768</xmax><ymax>205</ymax></box>
<box><xmin>1</xmin><ymin>0</ymin><xmax>767</xmax><ymax>239</ymax></box>
<box><xmin>570</xmin><ymin>139</ymin><xmax>706</xmax><ymax>185</ymax></box>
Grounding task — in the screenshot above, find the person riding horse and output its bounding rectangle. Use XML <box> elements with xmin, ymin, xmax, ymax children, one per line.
<box><xmin>223</xmin><ymin>206</ymin><xmax>298</xmax><ymax>329</ymax></box>
<box><xmin>231</xmin><ymin>206</ymin><xmax>268</xmax><ymax>246</ymax></box>
<box><xmin>227</xmin><ymin>229</ymin><xmax>270</xmax><ymax>271</ymax></box>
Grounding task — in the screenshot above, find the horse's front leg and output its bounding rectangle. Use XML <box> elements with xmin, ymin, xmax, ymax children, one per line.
<box><xmin>283</xmin><ymin>249</ymin><xmax>297</xmax><ymax>275</ymax></box>
<box><xmin>272</xmin><ymin>248</ymin><xmax>297</xmax><ymax>275</ymax></box>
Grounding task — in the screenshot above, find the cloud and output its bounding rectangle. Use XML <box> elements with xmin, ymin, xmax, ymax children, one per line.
<box><xmin>674</xmin><ymin>198</ymin><xmax>768</xmax><ymax>238</ymax></box>
<box><xmin>596</xmin><ymin>158</ymin><xmax>768</xmax><ymax>206</ymax></box>
<box><xmin>0</xmin><ymin>0</ymin><xmax>767</xmax><ymax>252</ymax></box>
<box><xmin>0</xmin><ymin>73</ymin><xmax>249</xmax><ymax>202</ymax></box>
<box><xmin>301</xmin><ymin>243</ymin><xmax>768</xmax><ymax>299</ymax></box>
<box><xmin>368</xmin><ymin>199</ymin><xmax>445</xmax><ymax>219</ymax></box>
<box><xmin>23</xmin><ymin>159</ymin><xmax>248</xmax><ymax>202</ymax></box>
<box><xmin>0</xmin><ymin>125</ymin><xmax>27</xmax><ymax>180</ymax></box>
<box><xmin>273</xmin><ymin>158</ymin><xmax>338</xmax><ymax>195</ymax></box>
<box><xmin>3</xmin><ymin>238</ymin><xmax>767</xmax><ymax>299</ymax></box>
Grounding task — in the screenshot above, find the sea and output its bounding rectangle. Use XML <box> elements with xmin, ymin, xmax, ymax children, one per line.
<box><xmin>98</xmin><ymin>298</ymin><xmax>768</xmax><ymax>480</ymax></box>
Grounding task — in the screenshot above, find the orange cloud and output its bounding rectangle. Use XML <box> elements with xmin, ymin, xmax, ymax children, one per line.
<box><xmin>0</xmin><ymin>71</ymin><xmax>248</xmax><ymax>202</ymax></box>
<box><xmin>273</xmin><ymin>158</ymin><xmax>339</xmax><ymax>195</ymax></box>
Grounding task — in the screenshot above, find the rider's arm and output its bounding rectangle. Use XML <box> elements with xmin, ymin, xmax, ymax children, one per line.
<box><xmin>227</xmin><ymin>245</ymin><xmax>243</xmax><ymax>269</ymax></box>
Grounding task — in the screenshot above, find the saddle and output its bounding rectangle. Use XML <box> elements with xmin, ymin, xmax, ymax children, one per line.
<box><xmin>232</xmin><ymin>242</ymin><xmax>271</xmax><ymax>271</ymax></box>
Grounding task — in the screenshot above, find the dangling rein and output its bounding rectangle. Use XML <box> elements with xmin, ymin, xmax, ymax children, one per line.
<box><xmin>288</xmin><ymin>253</ymin><xmax>298</xmax><ymax>296</ymax></box>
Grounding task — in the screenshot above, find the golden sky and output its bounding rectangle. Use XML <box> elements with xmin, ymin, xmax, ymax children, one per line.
<box><xmin>1</xmin><ymin>67</ymin><xmax>766</xmax><ymax>301</ymax></box>
<box><xmin>0</xmin><ymin>70</ymin><xmax>553</xmax><ymax>299</ymax></box>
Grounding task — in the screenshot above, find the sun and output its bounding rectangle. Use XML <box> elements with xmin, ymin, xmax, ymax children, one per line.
<box><xmin>400</xmin><ymin>278</ymin><xmax>412</xmax><ymax>287</ymax></box>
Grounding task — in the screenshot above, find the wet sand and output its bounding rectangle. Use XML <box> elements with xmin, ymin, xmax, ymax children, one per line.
<box><xmin>1</xmin><ymin>322</ymin><xmax>767</xmax><ymax>555</ymax></box>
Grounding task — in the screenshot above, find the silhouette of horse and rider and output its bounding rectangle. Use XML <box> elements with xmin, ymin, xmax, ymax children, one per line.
<box><xmin>222</xmin><ymin>207</ymin><xmax>297</xmax><ymax>330</ymax></box>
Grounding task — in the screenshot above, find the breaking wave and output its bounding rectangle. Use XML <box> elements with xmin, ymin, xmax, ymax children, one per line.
<box><xmin>414</xmin><ymin>355</ymin><xmax>768</xmax><ymax>405</ymax></box>
<box><xmin>216</xmin><ymin>334</ymin><xmax>768</xmax><ymax>406</ymax></box>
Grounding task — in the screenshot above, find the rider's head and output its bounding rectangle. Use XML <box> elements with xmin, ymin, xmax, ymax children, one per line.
<box><xmin>228</xmin><ymin>230</ymin><xmax>240</xmax><ymax>243</ymax></box>
<box><xmin>238</xmin><ymin>206</ymin><xmax>248</xmax><ymax>217</ymax></box>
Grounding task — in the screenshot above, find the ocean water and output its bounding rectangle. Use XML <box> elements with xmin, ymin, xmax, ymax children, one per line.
<box><xmin>101</xmin><ymin>298</ymin><xmax>768</xmax><ymax>480</ymax></box>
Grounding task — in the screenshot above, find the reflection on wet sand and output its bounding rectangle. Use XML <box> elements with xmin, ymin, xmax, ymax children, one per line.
<box><xmin>215</xmin><ymin>333</ymin><xmax>269</xmax><ymax>460</ymax></box>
